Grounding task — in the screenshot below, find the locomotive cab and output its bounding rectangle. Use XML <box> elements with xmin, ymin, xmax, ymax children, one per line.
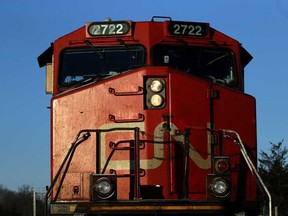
<box><xmin>38</xmin><ymin>17</ymin><xmax>261</xmax><ymax>215</ymax></box>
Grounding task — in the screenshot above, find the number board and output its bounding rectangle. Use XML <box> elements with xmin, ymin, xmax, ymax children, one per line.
<box><xmin>86</xmin><ymin>21</ymin><xmax>131</xmax><ymax>37</ymax></box>
<box><xmin>168</xmin><ymin>21</ymin><xmax>209</xmax><ymax>37</ymax></box>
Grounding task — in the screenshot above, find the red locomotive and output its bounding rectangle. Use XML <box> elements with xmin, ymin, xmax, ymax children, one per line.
<box><xmin>38</xmin><ymin>16</ymin><xmax>260</xmax><ymax>215</ymax></box>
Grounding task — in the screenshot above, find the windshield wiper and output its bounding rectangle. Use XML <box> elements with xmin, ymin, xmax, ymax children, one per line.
<box><xmin>79</xmin><ymin>72</ymin><xmax>120</xmax><ymax>84</ymax></box>
<box><xmin>85</xmin><ymin>40</ymin><xmax>103</xmax><ymax>59</ymax></box>
<box><xmin>206</xmin><ymin>53</ymin><xmax>229</xmax><ymax>66</ymax></box>
<box><xmin>117</xmin><ymin>39</ymin><xmax>136</xmax><ymax>59</ymax></box>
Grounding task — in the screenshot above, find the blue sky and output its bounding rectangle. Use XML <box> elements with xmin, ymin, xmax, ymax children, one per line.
<box><xmin>0</xmin><ymin>0</ymin><xmax>287</xmax><ymax>190</ymax></box>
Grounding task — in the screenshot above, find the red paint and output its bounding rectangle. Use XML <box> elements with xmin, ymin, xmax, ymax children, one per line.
<box><xmin>38</xmin><ymin>17</ymin><xmax>258</xmax><ymax>215</ymax></box>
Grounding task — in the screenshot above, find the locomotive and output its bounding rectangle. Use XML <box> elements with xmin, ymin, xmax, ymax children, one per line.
<box><xmin>38</xmin><ymin>16</ymin><xmax>261</xmax><ymax>215</ymax></box>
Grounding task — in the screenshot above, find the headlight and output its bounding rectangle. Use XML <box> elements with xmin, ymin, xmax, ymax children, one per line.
<box><xmin>146</xmin><ymin>78</ymin><xmax>166</xmax><ymax>109</ymax></box>
<box><xmin>210</xmin><ymin>178</ymin><xmax>229</xmax><ymax>197</ymax></box>
<box><xmin>91</xmin><ymin>176</ymin><xmax>116</xmax><ymax>200</ymax></box>
<box><xmin>150</xmin><ymin>80</ymin><xmax>164</xmax><ymax>92</ymax></box>
<box><xmin>95</xmin><ymin>178</ymin><xmax>113</xmax><ymax>196</ymax></box>
<box><xmin>213</xmin><ymin>179</ymin><xmax>227</xmax><ymax>194</ymax></box>
<box><xmin>150</xmin><ymin>94</ymin><xmax>164</xmax><ymax>107</ymax></box>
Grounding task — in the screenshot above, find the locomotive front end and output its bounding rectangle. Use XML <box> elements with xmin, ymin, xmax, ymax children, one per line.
<box><xmin>38</xmin><ymin>17</ymin><xmax>259</xmax><ymax>215</ymax></box>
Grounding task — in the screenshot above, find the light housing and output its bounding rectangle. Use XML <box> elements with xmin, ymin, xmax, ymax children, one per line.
<box><xmin>215</xmin><ymin>160</ymin><xmax>229</xmax><ymax>174</ymax></box>
<box><xmin>90</xmin><ymin>174</ymin><xmax>117</xmax><ymax>201</ymax></box>
<box><xmin>146</xmin><ymin>78</ymin><xmax>166</xmax><ymax>109</ymax></box>
<box><xmin>214</xmin><ymin>157</ymin><xmax>230</xmax><ymax>175</ymax></box>
<box><xmin>207</xmin><ymin>157</ymin><xmax>231</xmax><ymax>200</ymax></box>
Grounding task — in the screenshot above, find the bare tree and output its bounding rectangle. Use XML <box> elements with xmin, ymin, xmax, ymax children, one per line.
<box><xmin>0</xmin><ymin>184</ymin><xmax>44</xmax><ymax>216</ymax></box>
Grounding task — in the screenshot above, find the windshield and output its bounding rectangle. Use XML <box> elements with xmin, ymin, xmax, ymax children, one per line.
<box><xmin>59</xmin><ymin>46</ymin><xmax>145</xmax><ymax>88</ymax></box>
<box><xmin>153</xmin><ymin>45</ymin><xmax>237</xmax><ymax>86</ymax></box>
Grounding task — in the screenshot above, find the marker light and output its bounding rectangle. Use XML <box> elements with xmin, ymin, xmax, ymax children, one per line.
<box><xmin>215</xmin><ymin>159</ymin><xmax>229</xmax><ymax>173</ymax></box>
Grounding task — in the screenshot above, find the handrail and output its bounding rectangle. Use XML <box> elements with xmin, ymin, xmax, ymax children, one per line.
<box><xmin>45</xmin><ymin>127</ymin><xmax>142</xmax><ymax>216</ymax></box>
<box><xmin>45</xmin><ymin>126</ymin><xmax>270</xmax><ymax>215</ymax></box>
<box><xmin>44</xmin><ymin>131</ymin><xmax>90</xmax><ymax>215</ymax></box>
<box><xmin>221</xmin><ymin>129</ymin><xmax>272</xmax><ymax>216</ymax></box>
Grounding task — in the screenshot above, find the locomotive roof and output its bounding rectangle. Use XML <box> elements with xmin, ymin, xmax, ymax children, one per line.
<box><xmin>38</xmin><ymin>18</ymin><xmax>252</xmax><ymax>68</ymax></box>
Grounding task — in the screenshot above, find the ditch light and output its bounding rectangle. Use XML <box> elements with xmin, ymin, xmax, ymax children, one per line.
<box><xmin>90</xmin><ymin>174</ymin><xmax>117</xmax><ymax>201</ymax></box>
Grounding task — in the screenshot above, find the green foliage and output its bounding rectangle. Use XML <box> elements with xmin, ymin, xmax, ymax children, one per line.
<box><xmin>258</xmin><ymin>140</ymin><xmax>288</xmax><ymax>215</ymax></box>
